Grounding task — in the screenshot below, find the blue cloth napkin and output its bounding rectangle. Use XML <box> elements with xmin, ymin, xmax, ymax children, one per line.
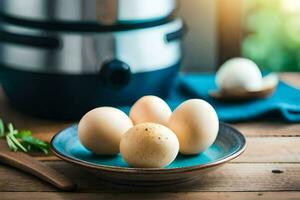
<box><xmin>165</xmin><ymin>73</ymin><xmax>300</xmax><ymax>123</ymax></box>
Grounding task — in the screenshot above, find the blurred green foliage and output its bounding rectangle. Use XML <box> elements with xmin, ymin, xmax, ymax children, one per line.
<box><xmin>242</xmin><ymin>0</ymin><xmax>300</xmax><ymax>71</ymax></box>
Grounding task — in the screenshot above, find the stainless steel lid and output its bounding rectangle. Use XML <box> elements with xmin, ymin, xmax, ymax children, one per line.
<box><xmin>0</xmin><ymin>19</ymin><xmax>184</xmax><ymax>75</ymax></box>
<box><xmin>0</xmin><ymin>0</ymin><xmax>177</xmax><ymax>25</ymax></box>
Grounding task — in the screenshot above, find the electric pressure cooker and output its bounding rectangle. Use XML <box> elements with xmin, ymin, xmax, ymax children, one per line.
<box><xmin>0</xmin><ymin>0</ymin><xmax>185</xmax><ymax>120</ymax></box>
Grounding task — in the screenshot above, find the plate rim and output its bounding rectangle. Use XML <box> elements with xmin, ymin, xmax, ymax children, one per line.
<box><xmin>50</xmin><ymin>122</ymin><xmax>246</xmax><ymax>174</ymax></box>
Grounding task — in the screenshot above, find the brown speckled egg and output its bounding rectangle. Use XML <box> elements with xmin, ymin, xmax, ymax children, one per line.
<box><xmin>120</xmin><ymin>123</ymin><xmax>179</xmax><ymax>168</ymax></box>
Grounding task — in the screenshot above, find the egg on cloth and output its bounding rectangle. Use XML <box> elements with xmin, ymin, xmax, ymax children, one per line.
<box><xmin>216</xmin><ymin>57</ymin><xmax>263</xmax><ymax>91</ymax></box>
<box><xmin>216</xmin><ymin>57</ymin><xmax>278</xmax><ymax>92</ymax></box>
<box><xmin>120</xmin><ymin>123</ymin><xmax>179</xmax><ymax>168</ymax></box>
<box><xmin>78</xmin><ymin>107</ymin><xmax>133</xmax><ymax>155</ymax></box>
<box><xmin>129</xmin><ymin>95</ymin><xmax>172</xmax><ymax>126</ymax></box>
<box><xmin>168</xmin><ymin>99</ymin><xmax>219</xmax><ymax>155</ymax></box>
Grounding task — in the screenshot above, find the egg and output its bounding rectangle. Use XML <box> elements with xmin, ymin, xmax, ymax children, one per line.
<box><xmin>120</xmin><ymin>123</ymin><xmax>179</xmax><ymax>168</ymax></box>
<box><xmin>129</xmin><ymin>95</ymin><xmax>172</xmax><ymax>126</ymax></box>
<box><xmin>168</xmin><ymin>99</ymin><xmax>219</xmax><ymax>155</ymax></box>
<box><xmin>78</xmin><ymin>107</ymin><xmax>133</xmax><ymax>155</ymax></box>
<box><xmin>216</xmin><ymin>57</ymin><xmax>263</xmax><ymax>91</ymax></box>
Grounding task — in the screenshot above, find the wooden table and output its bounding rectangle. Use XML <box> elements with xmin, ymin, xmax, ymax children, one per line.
<box><xmin>0</xmin><ymin>73</ymin><xmax>299</xmax><ymax>200</ymax></box>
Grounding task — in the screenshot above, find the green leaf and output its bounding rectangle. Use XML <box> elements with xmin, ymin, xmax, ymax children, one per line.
<box><xmin>8</xmin><ymin>134</ymin><xmax>27</xmax><ymax>152</ymax></box>
<box><xmin>7</xmin><ymin>123</ymin><xmax>14</xmax><ymax>133</ymax></box>
<box><xmin>6</xmin><ymin>135</ymin><xmax>18</xmax><ymax>152</ymax></box>
<box><xmin>1</xmin><ymin>120</ymin><xmax>49</xmax><ymax>154</ymax></box>
<box><xmin>21</xmin><ymin>136</ymin><xmax>49</xmax><ymax>148</ymax></box>
<box><xmin>40</xmin><ymin>147</ymin><xmax>49</xmax><ymax>155</ymax></box>
<box><xmin>15</xmin><ymin>130</ymin><xmax>32</xmax><ymax>138</ymax></box>
<box><xmin>0</xmin><ymin>119</ymin><xmax>4</xmax><ymax>137</ymax></box>
<box><xmin>21</xmin><ymin>136</ymin><xmax>50</xmax><ymax>154</ymax></box>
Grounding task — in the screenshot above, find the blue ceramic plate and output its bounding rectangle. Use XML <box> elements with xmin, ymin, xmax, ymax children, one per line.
<box><xmin>51</xmin><ymin>123</ymin><xmax>246</xmax><ymax>186</ymax></box>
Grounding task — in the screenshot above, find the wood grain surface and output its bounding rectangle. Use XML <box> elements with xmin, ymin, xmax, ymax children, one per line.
<box><xmin>0</xmin><ymin>162</ymin><xmax>299</xmax><ymax>192</ymax></box>
<box><xmin>0</xmin><ymin>192</ymin><xmax>299</xmax><ymax>200</ymax></box>
<box><xmin>0</xmin><ymin>140</ymin><xmax>76</xmax><ymax>191</ymax></box>
<box><xmin>0</xmin><ymin>73</ymin><xmax>299</xmax><ymax>199</ymax></box>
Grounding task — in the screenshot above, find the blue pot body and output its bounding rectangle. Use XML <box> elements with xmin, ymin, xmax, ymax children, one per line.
<box><xmin>0</xmin><ymin>62</ymin><xmax>180</xmax><ymax>120</ymax></box>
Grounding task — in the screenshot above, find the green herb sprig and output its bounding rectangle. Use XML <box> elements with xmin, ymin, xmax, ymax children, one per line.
<box><xmin>0</xmin><ymin>119</ymin><xmax>49</xmax><ymax>154</ymax></box>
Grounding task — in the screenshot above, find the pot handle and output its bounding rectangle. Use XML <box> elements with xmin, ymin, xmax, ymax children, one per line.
<box><xmin>99</xmin><ymin>59</ymin><xmax>131</xmax><ymax>90</ymax></box>
<box><xmin>0</xmin><ymin>30</ymin><xmax>61</xmax><ymax>49</ymax></box>
<box><xmin>165</xmin><ymin>22</ymin><xmax>188</xmax><ymax>43</ymax></box>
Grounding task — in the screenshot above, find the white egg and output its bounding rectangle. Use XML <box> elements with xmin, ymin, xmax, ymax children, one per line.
<box><xmin>216</xmin><ymin>57</ymin><xmax>263</xmax><ymax>91</ymax></box>
<box><xmin>261</xmin><ymin>73</ymin><xmax>279</xmax><ymax>90</ymax></box>
<box><xmin>78</xmin><ymin>107</ymin><xmax>133</xmax><ymax>155</ymax></box>
<box><xmin>120</xmin><ymin>123</ymin><xmax>179</xmax><ymax>168</ymax></box>
<box><xmin>168</xmin><ymin>99</ymin><xmax>219</xmax><ymax>155</ymax></box>
<box><xmin>129</xmin><ymin>95</ymin><xmax>172</xmax><ymax>126</ymax></box>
